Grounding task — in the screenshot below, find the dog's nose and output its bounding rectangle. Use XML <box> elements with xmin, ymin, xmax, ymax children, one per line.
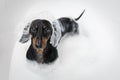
<box><xmin>36</xmin><ymin>40</ymin><xmax>42</xmax><ymax>48</ymax></box>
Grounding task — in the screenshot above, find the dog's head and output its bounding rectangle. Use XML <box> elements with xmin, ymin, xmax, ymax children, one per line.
<box><xmin>30</xmin><ymin>19</ymin><xmax>52</xmax><ymax>54</ymax></box>
<box><xmin>20</xmin><ymin>19</ymin><xmax>53</xmax><ymax>54</ymax></box>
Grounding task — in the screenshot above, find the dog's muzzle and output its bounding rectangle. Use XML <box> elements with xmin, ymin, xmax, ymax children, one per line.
<box><xmin>36</xmin><ymin>37</ymin><xmax>42</xmax><ymax>48</ymax></box>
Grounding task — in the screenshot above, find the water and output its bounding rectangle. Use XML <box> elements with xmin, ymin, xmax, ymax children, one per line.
<box><xmin>0</xmin><ymin>0</ymin><xmax>120</xmax><ymax>80</ymax></box>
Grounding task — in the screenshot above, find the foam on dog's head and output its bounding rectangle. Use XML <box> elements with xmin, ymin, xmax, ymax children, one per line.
<box><xmin>19</xmin><ymin>11</ymin><xmax>54</xmax><ymax>43</ymax></box>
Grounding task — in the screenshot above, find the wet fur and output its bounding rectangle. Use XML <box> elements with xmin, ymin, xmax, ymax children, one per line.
<box><xmin>27</xmin><ymin>40</ymin><xmax>58</xmax><ymax>64</ymax></box>
<box><xmin>26</xmin><ymin>13</ymin><xmax>84</xmax><ymax>63</ymax></box>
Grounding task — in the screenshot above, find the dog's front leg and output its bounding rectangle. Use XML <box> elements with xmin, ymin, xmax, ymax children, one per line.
<box><xmin>43</xmin><ymin>45</ymin><xmax>58</xmax><ymax>63</ymax></box>
<box><xmin>26</xmin><ymin>45</ymin><xmax>36</xmax><ymax>61</ymax></box>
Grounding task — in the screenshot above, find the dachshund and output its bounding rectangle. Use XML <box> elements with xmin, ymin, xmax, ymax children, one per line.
<box><xmin>19</xmin><ymin>10</ymin><xmax>85</xmax><ymax>64</ymax></box>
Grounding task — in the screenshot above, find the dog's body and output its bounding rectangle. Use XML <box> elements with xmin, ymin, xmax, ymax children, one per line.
<box><xmin>20</xmin><ymin>10</ymin><xmax>85</xmax><ymax>64</ymax></box>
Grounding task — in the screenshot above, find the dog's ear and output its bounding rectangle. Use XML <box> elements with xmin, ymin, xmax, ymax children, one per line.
<box><xmin>50</xmin><ymin>20</ymin><xmax>62</xmax><ymax>47</ymax></box>
<box><xmin>19</xmin><ymin>23</ymin><xmax>31</xmax><ymax>43</ymax></box>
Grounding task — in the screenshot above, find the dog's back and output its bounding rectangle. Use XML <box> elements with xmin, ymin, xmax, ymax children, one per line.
<box><xmin>58</xmin><ymin>17</ymin><xmax>79</xmax><ymax>36</ymax></box>
<box><xmin>58</xmin><ymin>10</ymin><xmax>85</xmax><ymax>37</ymax></box>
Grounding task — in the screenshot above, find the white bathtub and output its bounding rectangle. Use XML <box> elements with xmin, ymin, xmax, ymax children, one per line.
<box><xmin>0</xmin><ymin>0</ymin><xmax>120</xmax><ymax>80</ymax></box>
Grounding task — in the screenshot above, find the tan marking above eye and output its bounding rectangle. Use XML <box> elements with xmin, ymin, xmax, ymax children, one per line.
<box><xmin>35</xmin><ymin>25</ymin><xmax>38</xmax><ymax>28</ymax></box>
<box><xmin>43</xmin><ymin>26</ymin><xmax>46</xmax><ymax>29</ymax></box>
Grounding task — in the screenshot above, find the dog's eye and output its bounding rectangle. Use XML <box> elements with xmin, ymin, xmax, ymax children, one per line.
<box><xmin>45</xmin><ymin>28</ymin><xmax>51</xmax><ymax>33</ymax></box>
<box><xmin>43</xmin><ymin>28</ymin><xmax>51</xmax><ymax>36</ymax></box>
<box><xmin>31</xmin><ymin>27</ymin><xmax>36</xmax><ymax>33</ymax></box>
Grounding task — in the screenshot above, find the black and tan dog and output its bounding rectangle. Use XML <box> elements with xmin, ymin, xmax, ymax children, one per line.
<box><xmin>20</xmin><ymin>10</ymin><xmax>85</xmax><ymax>64</ymax></box>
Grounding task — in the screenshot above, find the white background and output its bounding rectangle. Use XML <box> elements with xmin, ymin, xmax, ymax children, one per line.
<box><xmin>0</xmin><ymin>0</ymin><xmax>120</xmax><ymax>80</ymax></box>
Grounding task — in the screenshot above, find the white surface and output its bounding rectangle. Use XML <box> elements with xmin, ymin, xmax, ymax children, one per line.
<box><xmin>0</xmin><ymin>0</ymin><xmax>120</xmax><ymax>80</ymax></box>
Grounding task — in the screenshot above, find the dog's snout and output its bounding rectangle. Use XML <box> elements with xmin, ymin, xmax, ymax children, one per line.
<box><xmin>36</xmin><ymin>38</ymin><xmax>42</xmax><ymax>48</ymax></box>
<box><xmin>36</xmin><ymin>40</ymin><xmax>42</xmax><ymax>48</ymax></box>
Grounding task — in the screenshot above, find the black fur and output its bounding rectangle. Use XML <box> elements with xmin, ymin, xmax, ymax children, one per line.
<box><xmin>27</xmin><ymin>45</ymin><xmax>36</xmax><ymax>60</ymax></box>
<box><xmin>27</xmin><ymin>18</ymin><xmax>79</xmax><ymax>64</ymax></box>
<box><xmin>26</xmin><ymin>11</ymin><xmax>84</xmax><ymax>64</ymax></box>
<box><xmin>58</xmin><ymin>18</ymin><xmax>79</xmax><ymax>36</ymax></box>
<box><xmin>43</xmin><ymin>42</ymin><xmax>58</xmax><ymax>63</ymax></box>
<box><xmin>27</xmin><ymin>19</ymin><xmax>58</xmax><ymax>64</ymax></box>
<box><xmin>27</xmin><ymin>40</ymin><xmax>58</xmax><ymax>64</ymax></box>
